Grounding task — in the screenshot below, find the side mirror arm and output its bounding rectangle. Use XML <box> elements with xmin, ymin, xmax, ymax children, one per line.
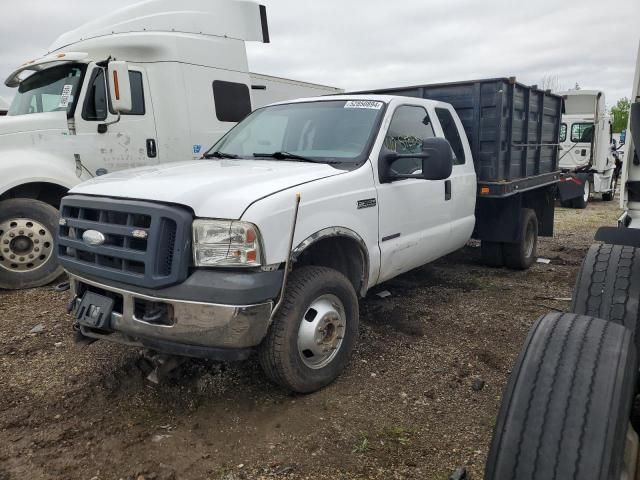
<box><xmin>97</xmin><ymin>112</ymin><xmax>121</xmax><ymax>134</ymax></box>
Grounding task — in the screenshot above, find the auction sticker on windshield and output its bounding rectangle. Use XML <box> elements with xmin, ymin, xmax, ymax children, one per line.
<box><xmin>344</xmin><ymin>100</ymin><xmax>383</xmax><ymax>110</ymax></box>
<box><xmin>59</xmin><ymin>85</ymin><xmax>73</xmax><ymax>108</ymax></box>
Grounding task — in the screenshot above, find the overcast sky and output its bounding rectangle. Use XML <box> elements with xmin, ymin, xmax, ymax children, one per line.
<box><xmin>1</xmin><ymin>0</ymin><xmax>638</xmax><ymax>108</ymax></box>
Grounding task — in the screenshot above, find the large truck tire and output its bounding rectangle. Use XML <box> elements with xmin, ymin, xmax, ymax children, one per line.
<box><xmin>258</xmin><ymin>266</ymin><xmax>359</xmax><ymax>393</ymax></box>
<box><xmin>572</xmin><ymin>179</ymin><xmax>591</xmax><ymax>209</ymax></box>
<box><xmin>481</xmin><ymin>241</ymin><xmax>504</xmax><ymax>267</ymax></box>
<box><xmin>602</xmin><ymin>191</ymin><xmax>615</xmax><ymax>201</ymax></box>
<box><xmin>503</xmin><ymin>208</ymin><xmax>538</xmax><ymax>270</ymax></box>
<box><xmin>0</xmin><ymin>199</ymin><xmax>63</xmax><ymax>290</ymax></box>
<box><xmin>572</xmin><ymin>243</ymin><xmax>640</xmax><ymax>351</ymax></box>
<box><xmin>485</xmin><ymin>312</ymin><xmax>637</xmax><ymax>480</ymax></box>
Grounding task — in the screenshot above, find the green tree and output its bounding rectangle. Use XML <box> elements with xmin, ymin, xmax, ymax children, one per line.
<box><xmin>611</xmin><ymin>97</ymin><xmax>631</xmax><ymax>133</ymax></box>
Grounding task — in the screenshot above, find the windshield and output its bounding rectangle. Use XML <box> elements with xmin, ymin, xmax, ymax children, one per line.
<box><xmin>8</xmin><ymin>63</ymin><xmax>85</xmax><ymax>117</ymax></box>
<box><xmin>211</xmin><ymin>100</ymin><xmax>386</xmax><ymax>163</ymax></box>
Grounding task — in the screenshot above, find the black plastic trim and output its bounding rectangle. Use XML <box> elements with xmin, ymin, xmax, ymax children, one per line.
<box><xmin>73</xmin><ymin>268</ymin><xmax>284</xmax><ymax>305</ymax></box>
<box><xmin>138</xmin><ymin>335</ymin><xmax>252</xmax><ymax>361</ymax></box>
<box><xmin>259</xmin><ymin>5</ymin><xmax>270</xmax><ymax>43</ymax></box>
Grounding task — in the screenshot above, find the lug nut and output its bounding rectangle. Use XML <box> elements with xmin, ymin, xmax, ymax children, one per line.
<box><xmin>34</xmin><ymin>247</ymin><xmax>40</xmax><ymax>252</ymax></box>
<box><xmin>9</xmin><ymin>233</ymin><xmax>14</xmax><ymax>238</ymax></box>
<box><xmin>28</xmin><ymin>233</ymin><xmax>33</xmax><ymax>238</ymax></box>
<box><xmin>9</xmin><ymin>254</ymin><xmax>15</xmax><ymax>259</ymax></box>
<box><xmin>19</xmin><ymin>230</ymin><xmax>24</xmax><ymax>235</ymax></box>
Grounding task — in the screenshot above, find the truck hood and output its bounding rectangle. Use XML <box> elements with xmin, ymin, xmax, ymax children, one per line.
<box><xmin>0</xmin><ymin>112</ymin><xmax>69</xmax><ymax>136</ymax></box>
<box><xmin>71</xmin><ymin>159</ymin><xmax>348</xmax><ymax>218</ymax></box>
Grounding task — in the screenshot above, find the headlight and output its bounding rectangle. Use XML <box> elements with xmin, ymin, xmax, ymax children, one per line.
<box><xmin>193</xmin><ymin>219</ymin><xmax>262</xmax><ymax>267</ymax></box>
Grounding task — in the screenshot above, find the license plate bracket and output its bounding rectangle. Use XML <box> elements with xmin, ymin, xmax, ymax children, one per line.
<box><xmin>76</xmin><ymin>292</ymin><xmax>114</xmax><ymax>329</ymax></box>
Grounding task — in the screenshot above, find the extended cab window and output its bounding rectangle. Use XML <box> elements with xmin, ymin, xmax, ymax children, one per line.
<box><xmin>560</xmin><ymin>123</ymin><xmax>567</xmax><ymax>142</ymax></box>
<box><xmin>213</xmin><ymin>80</ymin><xmax>252</xmax><ymax>122</ymax></box>
<box><xmin>571</xmin><ymin>122</ymin><xmax>594</xmax><ymax>143</ymax></box>
<box><xmin>384</xmin><ymin>105</ymin><xmax>435</xmax><ymax>175</ymax></box>
<box><xmin>435</xmin><ymin>107</ymin><xmax>466</xmax><ymax>165</ymax></box>
<box><xmin>82</xmin><ymin>68</ymin><xmax>108</xmax><ymax>121</ymax></box>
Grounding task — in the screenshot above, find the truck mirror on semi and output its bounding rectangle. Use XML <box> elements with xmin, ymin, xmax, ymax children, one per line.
<box><xmin>0</xmin><ymin>0</ymin><xmax>341</xmax><ymax>290</ymax></box>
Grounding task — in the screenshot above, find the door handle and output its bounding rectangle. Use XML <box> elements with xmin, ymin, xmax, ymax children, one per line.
<box><xmin>445</xmin><ymin>180</ymin><xmax>452</xmax><ymax>201</ymax></box>
<box><xmin>146</xmin><ymin>139</ymin><xmax>157</xmax><ymax>158</ymax></box>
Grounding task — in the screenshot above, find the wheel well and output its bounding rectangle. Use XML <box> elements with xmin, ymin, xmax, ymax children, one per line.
<box><xmin>0</xmin><ymin>182</ymin><xmax>68</xmax><ymax>208</ymax></box>
<box><xmin>293</xmin><ymin>236</ymin><xmax>368</xmax><ymax>296</ymax></box>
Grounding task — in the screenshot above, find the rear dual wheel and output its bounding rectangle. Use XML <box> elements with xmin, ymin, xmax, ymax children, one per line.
<box><xmin>480</xmin><ymin>209</ymin><xmax>538</xmax><ymax>270</ymax></box>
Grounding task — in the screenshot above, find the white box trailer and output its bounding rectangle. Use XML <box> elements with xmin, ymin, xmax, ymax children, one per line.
<box><xmin>557</xmin><ymin>90</ymin><xmax>616</xmax><ymax>208</ymax></box>
<box><xmin>0</xmin><ymin>0</ymin><xmax>341</xmax><ymax>290</ymax></box>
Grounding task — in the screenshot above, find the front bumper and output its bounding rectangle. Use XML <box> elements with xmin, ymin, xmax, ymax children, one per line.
<box><xmin>69</xmin><ymin>273</ymin><xmax>275</xmax><ymax>360</ymax></box>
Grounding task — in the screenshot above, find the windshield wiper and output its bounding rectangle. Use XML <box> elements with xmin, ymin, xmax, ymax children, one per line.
<box><xmin>253</xmin><ymin>151</ymin><xmax>338</xmax><ymax>164</ymax></box>
<box><xmin>203</xmin><ymin>151</ymin><xmax>239</xmax><ymax>159</ymax></box>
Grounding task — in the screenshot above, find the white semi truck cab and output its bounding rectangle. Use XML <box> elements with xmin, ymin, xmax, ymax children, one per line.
<box><xmin>557</xmin><ymin>89</ymin><xmax>616</xmax><ymax>208</ymax></box>
<box><xmin>59</xmin><ymin>79</ymin><xmax>563</xmax><ymax>392</ymax></box>
<box><xmin>0</xmin><ymin>0</ymin><xmax>340</xmax><ymax>290</ymax></box>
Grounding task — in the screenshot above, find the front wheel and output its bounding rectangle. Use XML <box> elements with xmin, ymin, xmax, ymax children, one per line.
<box><xmin>0</xmin><ymin>199</ymin><xmax>63</xmax><ymax>290</ymax></box>
<box><xmin>258</xmin><ymin>266</ymin><xmax>359</xmax><ymax>393</ymax></box>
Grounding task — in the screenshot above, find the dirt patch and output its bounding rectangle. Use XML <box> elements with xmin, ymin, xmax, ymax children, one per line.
<box><xmin>0</xmin><ymin>200</ymin><xmax>621</xmax><ymax>480</ymax></box>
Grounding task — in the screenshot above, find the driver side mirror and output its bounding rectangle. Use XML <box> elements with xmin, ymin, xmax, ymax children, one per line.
<box><xmin>379</xmin><ymin>137</ymin><xmax>453</xmax><ymax>183</ymax></box>
<box><xmin>107</xmin><ymin>61</ymin><xmax>132</xmax><ymax>114</ymax></box>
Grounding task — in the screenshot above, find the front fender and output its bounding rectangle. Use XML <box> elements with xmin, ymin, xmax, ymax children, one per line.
<box><xmin>240</xmin><ymin>166</ymin><xmax>381</xmax><ymax>290</ymax></box>
<box><xmin>0</xmin><ymin>148</ymin><xmax>82</xmax><ymax>196</ymax></box>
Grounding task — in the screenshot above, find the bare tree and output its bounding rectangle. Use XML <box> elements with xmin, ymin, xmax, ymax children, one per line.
<box><xmin>541</xmin><ymin>75</ymin><xmax>564</xmax><ymax>92</ymax></box>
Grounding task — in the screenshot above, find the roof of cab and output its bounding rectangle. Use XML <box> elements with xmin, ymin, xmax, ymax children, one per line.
<box><xmin>268</xmin><ymin>93</ymin><xmax>441</xmax><ymax>108</ymax></box>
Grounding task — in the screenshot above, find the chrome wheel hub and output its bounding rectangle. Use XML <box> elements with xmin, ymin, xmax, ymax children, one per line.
<box><xmin>524</xmin><ymin>221</ymin><xmax>535</xmax><ymax>258</ymax></box>
<box><xmin>297</xmin><ymin>294</ymin><xmax>346</xmax><ymax>369</ymax></box>
<box><xmin>0</xmin><ymin>218</ymin><xmax>54</xmax><ymax>273</ymax></box>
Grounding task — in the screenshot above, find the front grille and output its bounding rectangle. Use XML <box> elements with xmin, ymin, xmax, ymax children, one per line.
<box><xmin>57</xmin><ymin>195</ymin><xmax>192</xmax><ymax>288</ymax></box>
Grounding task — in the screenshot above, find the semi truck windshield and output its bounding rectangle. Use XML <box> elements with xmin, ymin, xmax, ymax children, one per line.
<box><xmin>210</xmin><ymin>100</ymin><xmax>386</xmax><ymax>164</ymax></box>
<box><xmin>8</xmin><ymin>64</ymin><xmax>85</xmax><ymax>117</ymax></box>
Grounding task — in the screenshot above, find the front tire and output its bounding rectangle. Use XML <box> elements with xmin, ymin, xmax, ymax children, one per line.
<box><xmin>258</xmin><ymin>266</ymin><xmax>359</xmax><ymax>393</ymax></box>
<box><xmin>0</xmin><ymin>199</ymin><xmax>63</xmax><ymax>290</ymax></box>
<box><xmin>485</xmin><ymin>312</ymin><xmax>637</xmax><ymax>480</ymax></box>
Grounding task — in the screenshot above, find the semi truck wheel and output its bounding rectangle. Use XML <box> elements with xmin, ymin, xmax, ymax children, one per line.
<box><xmin>485</xmin><ymin>312</ymin><xmax>637</xmax><ymax>480</ymax></box>
<box><xmin>258</xmin><ymin>266</ymin><xmax>359</xmax><ymax>393</ymax></box>
<box><xmin>503</xmin><ymin>209</ymin><xmax>538</xmax><ymax>270</ymax></box>
<box><xmin>572</xmin><ymin>244</ymin><xmax>640</xmax><ymax>352</ymax></box>
<box><xmin>481</xmin><ymin>241</ymin><xmax>504</xmax><ymax>267</ymax></box>
<box><xmin>0</xmin><ymin>199</ymin><xmax>63</xmax><ymax>290</ymax></box>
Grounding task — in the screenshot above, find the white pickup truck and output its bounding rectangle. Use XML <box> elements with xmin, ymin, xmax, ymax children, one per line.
<box><xmin>0</xmin><ymin>0</ymin><xmax>340</xmax><ymax>290</ymax></box>
<box><xmin>59</xmin><ymin>80</ymin><xmax>563</xmax><ymax>392</ymax></box>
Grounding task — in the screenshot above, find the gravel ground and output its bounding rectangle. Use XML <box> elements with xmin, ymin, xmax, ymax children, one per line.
<box><xmin>0</xmin><ymin>200</ymin><xmax>621</xmax><ymax>480</ymax></box>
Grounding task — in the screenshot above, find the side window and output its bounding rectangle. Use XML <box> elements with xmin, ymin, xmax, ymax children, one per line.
<box><xmin>384</xmin><ymin>105</ymin><xmax>434</xmax><ymax>175</ymax></box>
<box><xmin>212</xmin><ymin>80</ymin><xmax>252</xmax><ymax>123</ymax></box>
<box><xmin>435</xmin><ymin>107</ymin><xmax>466</xmax><ymax>165</ymax></box>
<box><xmin>82</xmin><ymin>68</ymin><xmax>108</xmax><ymax>121</ymax></box>
<box><xmin>571</xmin><ymin>123</ymin><xmax>594</xmax><ymax>143</ymax></box>
<box><xmin>559</xmin><ymin>123</ymin><xmax>567</xmax><ymax>142</ymax></box>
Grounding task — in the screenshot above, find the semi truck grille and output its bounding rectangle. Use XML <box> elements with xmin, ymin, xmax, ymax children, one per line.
<box><xmin>57</xmin><ymin>195</ymin><xmax>192</xmax><ymax>288</ymax></box>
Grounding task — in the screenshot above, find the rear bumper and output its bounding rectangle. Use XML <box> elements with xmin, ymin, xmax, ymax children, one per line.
<box><xmin>69</xmin><ymin>273</ymin><xmax>275</xmax><ymax>359</ymax></box>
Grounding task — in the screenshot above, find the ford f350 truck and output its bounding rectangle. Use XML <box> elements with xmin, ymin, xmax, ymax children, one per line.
<box><xmin>59</xmin><ymin>79</ymin><xmax>562</xmax><ymax>392</ymax></box>
<box><xmin>0</xmin><ymin>0</ymin><xmax>340</xmax><ymax>290</ymax></box>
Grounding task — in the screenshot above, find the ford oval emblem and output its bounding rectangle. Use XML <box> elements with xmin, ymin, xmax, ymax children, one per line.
<box><xmin>82</xmin><ymin>230</ymin><xmax>106</xmax><ymax>247</ymax></box>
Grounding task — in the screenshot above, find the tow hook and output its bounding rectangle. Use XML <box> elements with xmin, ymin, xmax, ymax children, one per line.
<box><xmin>144</xmin><ymin>353</ymin><xmax>186</xmax><ymax>384</ymax></box>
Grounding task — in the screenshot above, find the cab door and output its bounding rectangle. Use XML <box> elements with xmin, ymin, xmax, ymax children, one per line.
<box><xmin>433</xmin><ymin>105</ymin><xmax>476</xmax><ymax>244</ymax></box>
<box><xmin>376</xmin><ymin>103</ymin><xmax>451</xmax><ymax>283</ymax></box>
<box><xmin>74</xmin><ymin>65</ymin><xmax>158</xmax><ymax>176</ymax></box>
